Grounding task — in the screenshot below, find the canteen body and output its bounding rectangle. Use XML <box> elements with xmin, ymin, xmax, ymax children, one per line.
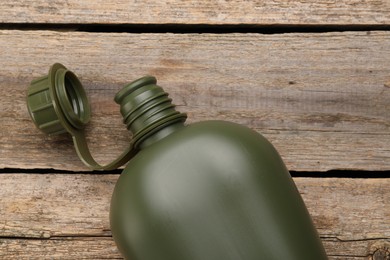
<box><xmin>110</xmin><ymin>120</ymin><xmax>327</xmax><ymax>260</ymax></box>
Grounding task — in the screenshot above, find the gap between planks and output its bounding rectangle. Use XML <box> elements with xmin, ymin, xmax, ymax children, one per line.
<box><xmin>0</xmin><ymin>23</ymin><xmax>390</xmax><ymax>34</ymax></box>
<box><xmin>1</xmin><ymin>168</ymin><xmax>390</xmax><ymax>178</ymax></box>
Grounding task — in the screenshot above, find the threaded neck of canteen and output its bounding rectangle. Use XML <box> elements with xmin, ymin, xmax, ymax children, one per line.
<box><xmin>114</xmin><ymin>76</ymin><xmax>187</xmax><ymax>148</ymax></box>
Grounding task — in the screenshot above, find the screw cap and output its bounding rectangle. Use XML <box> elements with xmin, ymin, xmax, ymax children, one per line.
<box><xmin>27</xmin><ymin>63</ymin><xmax>91</xmax><ymax>135</ymax></box>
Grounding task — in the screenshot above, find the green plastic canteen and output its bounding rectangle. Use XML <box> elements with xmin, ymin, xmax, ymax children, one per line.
<box><xmin>27</xmin><ymin>64</ymin><xmax>328</xmax><ymax>260</ymax></box>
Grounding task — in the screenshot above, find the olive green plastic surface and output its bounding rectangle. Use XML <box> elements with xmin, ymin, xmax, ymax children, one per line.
<box><xmin>111</xmin><ymin>120</ymin><xmax>328</xmax><ymax>260</ymax></box>
<box><xmin>27</xmin><ymin>63</ymin><xmax>91</xmax><ymax>135</ymax></box>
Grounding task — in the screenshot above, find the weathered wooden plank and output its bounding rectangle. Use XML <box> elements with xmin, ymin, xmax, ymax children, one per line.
<box><xmin>0</xmin><ymin>31</ymin><xmax>389</xmax><ymax>172</ymax></box>
<box><xmin>0</xmin><ymin>237</ymin><xmax>121</xmax><ymax>259</ymax></box>
<box><xmin>323</xmin><ymin>239</ymin><xmax>390</xmax><ymax>259</ymax></box>
<box><xmin>1</xmin><ymin>238</ymin><xmax>389</xmax><ymax>260</ymax></box>
<box><xmin>0</xmin><ymin>30</ymin><xmax>389</xmax><ymax>171</ymax></box>
<box><xmin>1</xmin><ymin>1</ymin><xmax>390</xmax><ymax>25</ymax></box>
<box><xmin>0</xmin><ymin>174</ymin><xmax>388</xmax><ymax>259</ymax></box>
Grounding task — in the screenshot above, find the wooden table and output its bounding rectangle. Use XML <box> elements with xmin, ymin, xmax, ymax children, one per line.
<box><xmin>0</xmin><ymin>1</ymin><xmax>389</xmax><ymax>259</ymax></box>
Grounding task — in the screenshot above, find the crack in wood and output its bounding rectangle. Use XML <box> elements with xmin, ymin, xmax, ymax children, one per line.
<box><xmin>323</xmin><ymin>236</ymin><xmax>390</xmax><ymax>242</ymax></box>
<box><xmin>0</xmin><ymin>23</ymin><xmax>389</xmax><ymax>34</ymax></box>
<box><xmin>0</xmin><ymin>234</ymin><xmax>113</xmax><ymax>240</ymax></box>
<box><xmin>1</xmin><ymin>168</ymin><xmax>389</xmax><ymax>178</ymax></box>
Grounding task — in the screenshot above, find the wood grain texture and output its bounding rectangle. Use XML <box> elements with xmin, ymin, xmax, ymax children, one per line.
<box><xmin>0</xmin><ymin>30</ymin><xmax>389</xmax><ymax>172</ymax></box>
<box><xmin>0</xmin><ymin>237</ymin><xmax>121</xmax><ymax>260</ymax></box>
<box><xmin>0</xmin><ymin>174</ymin><xmax>388</xmax><ymax>259</ymax></box>
<box><xmin>1</xmin><ymin>1</ymin><xmax>390</xmax><ymax>25</ymax></box>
